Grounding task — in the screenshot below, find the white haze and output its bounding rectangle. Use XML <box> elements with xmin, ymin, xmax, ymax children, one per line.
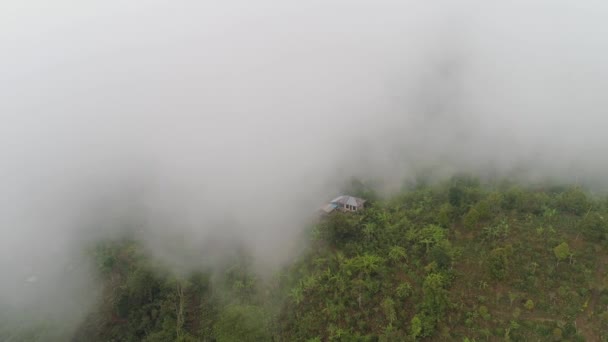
<box><xmin>2</xmin><ymin>0</ymin><xmax>608</xmax><ymax>335</ymax></box>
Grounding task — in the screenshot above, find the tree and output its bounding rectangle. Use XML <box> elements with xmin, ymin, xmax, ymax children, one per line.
<box><xmin>553</xmin><ymin>242</ymin><xmax>571</xmax><ymax>266</ymax></box>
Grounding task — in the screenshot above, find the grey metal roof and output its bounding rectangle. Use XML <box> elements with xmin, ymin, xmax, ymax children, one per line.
<box><xmin>330</xmin><ymin>195</ymin><xmax>366</xmax><ymax>207</ymax></box>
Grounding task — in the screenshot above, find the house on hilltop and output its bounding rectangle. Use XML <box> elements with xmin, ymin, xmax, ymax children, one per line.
<box><xmin>320</xmin><ymin>195</ymin><xmax>366</xmax><ymax>215</ymax></box>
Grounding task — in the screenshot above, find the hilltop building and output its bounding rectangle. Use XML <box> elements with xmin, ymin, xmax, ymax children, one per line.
<box><xmin>320</xmin><ymin>195</ymin><xmax>366</xmax><ymax>214</ymax></box>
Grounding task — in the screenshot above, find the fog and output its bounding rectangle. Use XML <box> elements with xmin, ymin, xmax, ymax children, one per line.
<box><xmin>2</xmin><ymin>0</ymin><xmax>608</xmax><ymax>336</ymax></box>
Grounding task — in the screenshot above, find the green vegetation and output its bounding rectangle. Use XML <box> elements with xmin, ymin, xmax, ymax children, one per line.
<box><xmin>22</xmin><ymin>176</ymin><xmax>608</xmax><ymax>341</ymax></box>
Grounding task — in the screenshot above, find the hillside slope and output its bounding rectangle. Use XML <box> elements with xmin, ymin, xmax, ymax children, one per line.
<box><xmin>72</xmin><ymin>177</ymin><xmax>608</xmax><ymax>341</ymax></box>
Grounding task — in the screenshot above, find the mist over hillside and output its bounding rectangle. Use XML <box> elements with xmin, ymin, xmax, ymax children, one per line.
<box><xmin>2</xmin><ymin>0</ymin><xmax>608</xmax><ymax>337</ymax></box>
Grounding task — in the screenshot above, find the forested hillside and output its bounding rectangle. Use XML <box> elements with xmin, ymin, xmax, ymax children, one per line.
<box><xmin>73</xmin><ymin>176</ymin><xmax>608</xmax><ymax>341</ymax></box>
